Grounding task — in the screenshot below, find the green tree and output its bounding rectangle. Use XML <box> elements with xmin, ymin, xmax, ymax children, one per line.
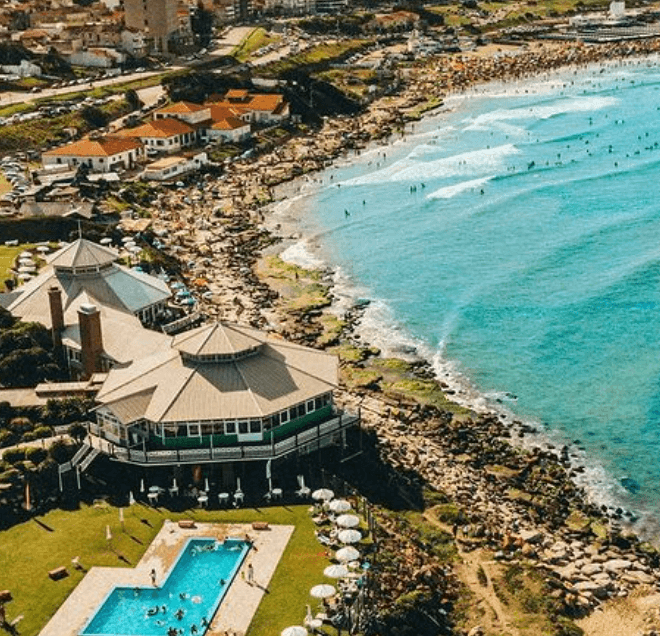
<box><xmin>81</xmin><ymin>105</ymin><xmax>110</xmax><ymax>129</ymax></box>
<box><xmin>68</xmin><ymin>422</ymin><xmax>88</xmax><ymax>444</ymax></box>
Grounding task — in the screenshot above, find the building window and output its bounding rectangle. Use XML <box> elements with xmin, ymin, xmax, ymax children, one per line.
<box><xmin>238</xmin><ymin>421</ymin><xmax>248</xmax><ymax>434</ymax></box>
<box><xmin>280</xmin><ymin>410</ymin><xmax>289</xmax><ymax>424</ymax></box>
<box><xmin>188</xmin><ymin>424</ymin><xmax>200</xmax><ymax>437</ymax></box>
<box><xmin>250</xmin><ymin>419</ymin><xmax>260</xmax><ymax>434</ymax></box>
<box><xmin>307</xmin><ymin>400</ymin><xmax>315</xmax><ymax>412</ymax></box>
<box><xmin>225</xmin><ymin>421</ymin><xmax>236</xmax><ymax>435</ymax></box>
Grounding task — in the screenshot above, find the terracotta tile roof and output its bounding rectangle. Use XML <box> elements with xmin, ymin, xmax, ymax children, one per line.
<box><xmin>43</xmin><ymin>136</ymin><xmax>143</xmax><ymax>157</ymax></box>
<box><xmin>209</xmin><ymin>93</ymin><xmax>286</xmax><ymax>115</ymax></box>
<box><xmin>118</xmin><ymin>118</ymin><xmax>194</xmax><ymax>139</ymax></box>
<box><xmin>212</xmin><ymin>115</ymin><xmax>248</xmax><ymax>131</ymax></box>
<box><xmin>156</xmin><ymin>101</ymin><xmax>206</xmax><ymax>115</ymax></box>
<box><xmin>225</xmin><ymin>89</ymin><xmax>250</xmax><ymax>101</ymax></box>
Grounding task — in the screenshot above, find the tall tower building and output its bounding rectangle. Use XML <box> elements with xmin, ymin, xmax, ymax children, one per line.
<box><xmin>124</xmin><ymin>0</ymin><xmax>178</xmax><ymax>52</ymax></box>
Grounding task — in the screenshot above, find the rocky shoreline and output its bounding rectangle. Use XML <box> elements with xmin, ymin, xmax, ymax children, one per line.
<box><xmin>143</xmin><ymin>38</ymin><xmax>660</xmax><ymax>633</ymax></box>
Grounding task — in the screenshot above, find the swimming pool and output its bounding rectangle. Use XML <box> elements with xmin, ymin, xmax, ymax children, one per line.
<box><xmin>81</xmin><ymin>538</ymin><xmax>249</xmax><ymax>636</ymax></box>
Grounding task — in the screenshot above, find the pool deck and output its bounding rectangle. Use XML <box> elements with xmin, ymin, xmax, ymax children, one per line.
<box><xmin>38</xmin><ymin>520</ymin><xmax>294</xmax><ymax>636</ymax></box>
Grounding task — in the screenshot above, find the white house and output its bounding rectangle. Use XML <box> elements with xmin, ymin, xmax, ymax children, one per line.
<box><xmin>117</xmin><ymin>118</ymin><xmax>197</xmax><ymax>155</ymax></box>
<box><xmin>42</xmin><ymin>136</ymin><xmax>144</xmax><ymax>173</ymax></box>
<box><xmin>68</xmin><ymin>47</ymin><xmax>126</xmax><ymax>68</ymax></box>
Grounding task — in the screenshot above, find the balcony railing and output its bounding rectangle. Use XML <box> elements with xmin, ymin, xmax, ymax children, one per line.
<box><xmin>87</xmin><ymin>411</ymin><xmax>360</xmax><ymax>466</ymax></box>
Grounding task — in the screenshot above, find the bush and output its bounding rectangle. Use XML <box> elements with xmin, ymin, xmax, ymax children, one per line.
<box><xmin>7</xmin><ymin>417</ymin><xmax>33</xmax><ymax>434</ymax></box>
<box><xmin>33</xmin><ymin>425</ymin><xmax>54</xmax><ymax>439</ymax></box>
<box><xmin>25</xmin><ymin>446</ymin><xmax>47</xmax><ymax>465</ymax></box>
<box><xmin>0</xmin><ymin>467</ymin><xmax>20</xmax><ymax>483</ymax></box>
<box><xmin>0</xmin><ymin>430</ymin><xmax>16</xmax><ymax>448</ymax></box>
<box><xmin>47</xmin><ymin>439</ymin><xmax>72</xmax><ymax>463</ymax></box>
<box><xmin>1</xmin><ymin>447</ymin><xmax>25</xmax><ymax>464</ymax></box>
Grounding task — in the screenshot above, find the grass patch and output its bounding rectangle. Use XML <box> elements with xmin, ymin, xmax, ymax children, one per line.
<box><xmin>382</xmin><ymin>378</ymin><xmax>469</xmax><ymax>413</ymax></box>
<box><xmin>0</xmin><ymin>503</ymin><xmax>334</xmax><ymax>636</ymax></box>
<box><xmin>261</xmin><ymin>40</ymin><xmax>370</xmax><ymax>77</ymax></box>
<box><xmin>0</xmin><ymin>244</ymin><xmax>37</xmax><ymax>286</ymax></box>
<box><xmin>233</xmin><ymin>28</ymin><xmax>281</xmax><ymax>62</ymax></box>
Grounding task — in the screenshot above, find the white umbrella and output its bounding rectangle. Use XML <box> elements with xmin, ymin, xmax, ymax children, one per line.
<box><xmin>18</xmin><ymin>266</ymin><xmax>35</xmax><ymax>273</ymax></box>
<box><xmin>328</xmin><ymin>499</ymin><xmax>351</xmax><ymax>513</ymax></box>
<box><xmin>310</xmin><ymin>584</ymin><xmax>336</xmax><ymax>599</ymax></box>
<box><xmin>140</xmin><ymin>479</ymin><xmax>145</xmax><ymax>493</ymax></box>
<box><xmin>236</xmin><ymin>477</ymin><xmax>242</xmax><ymax>493</ymax></box>
<box><xmin>100</xmin><ymin>238</ymin><xmax>112</xmax><ymax>245</ymax></box>
<box><xmin>337</xmin><ymin>529</ymin><xmax>361</xmax><ymax>544</ymax></box>
<box><xmin>122</xmin><ymin>236</ymin><xmax>133</xmax><ymax>243</ymax></box>
<box><xmin>323</xmin><ymin>564</ymin><xmax>349</xmax><ymax>579</ymax></box>
<box><xmin>312</xmin><ymin>488</ymin><xmax>334</xmax><ymax>501</ymax></box>
<box><xmin>128</xmin><ymin>491</ymin><xmax>135</xmax><ymax>505</ymax></box>
<box><xmin>172</xmin><ymin>477</ymin><xmax>177</xmax><ymax>489</ymax></box>
<box><xmin>335</xmin><ymin>546</ymin><xmax>360</xmax><ymax>562</ymax></box>
<box><xmin>19</xmin><ymin>251</ymin><xmax>31</xmax><ymax>258</ymax></box>
<box><xmin>204</xmin><ymin>477</ymin><xmax>209</xmax><ymax>492</ymax></box>
<box><xmin>17</xmin><ymin>273</ymin><xmax>32</xmax><ymax>280</ymax></box>
<box><xmin>36</xmin><ymin>245</ymin><xmax>50</xmax><ymax>253</ymax></box>
<box><xmin>281</xmin><ymin>627</ymin><xmax>307</xmax><ymax>636</ymax></box>
<box><xmin>336</xmin><ymin>514</ymin><xmax>360</xmax><ymax>528</ymax></box>
<box><xmin>18</xmin><ymin>257</ymin><xmax>35</xmax><ymax>266</ymax></box>
<box><xmin>106</xmin><ymin>524</ymin><xmax>112</xmax><ymax>542</ymax></box>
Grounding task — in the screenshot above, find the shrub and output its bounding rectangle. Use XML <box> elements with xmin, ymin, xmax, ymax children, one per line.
<box><xmin>7</xmin><ymin>417</ymin><xmax>33</xmax><ymax>434</ymax></box>
<box><xmin>25</xmin><ymin>446</ymin><xmax>47</xmax><ymax>465</ymax></box>
<box><xmin>0</xmin><ymin>467</ymin><xmax>20</xmax><ymax>483</ymax></box>
<box><xmin>33</xmin><ymin>425</ymin><xmax>54</xmax><ymax>439</ymax></box>
<box><xmin>0</xmin><ymin>430</ymin><xmax>16</xmax><ymax>448</ymax></box>
<box><xmin>47</xmin><ymin>439</ymin><xmax>72</xmax><ymax>463</ymax></box>
<box><xmin>1</xmin><ymin>447</ymin><xmax>25</xmax><ymax>464</ymax></box>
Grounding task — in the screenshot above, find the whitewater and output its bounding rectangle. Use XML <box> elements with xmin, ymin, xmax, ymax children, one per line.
<box><xmin>275</xmin><ymin>57</ymin><xmax>660</xmax><ymax>537</ymax></box>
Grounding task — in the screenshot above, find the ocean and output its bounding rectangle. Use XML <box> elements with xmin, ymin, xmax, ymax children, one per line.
<box><xmin>274</xmin><ymin>55</ymin><xmax>660</xmax><ymax>537</ymax></box>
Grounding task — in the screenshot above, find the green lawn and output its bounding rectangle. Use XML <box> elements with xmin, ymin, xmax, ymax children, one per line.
<box><xmin>0</xmin><ymin>502</ymin><xmax>340</xmax><ymax>636</ymax></box>
<box><xmin>232</xmin><ymin>27</ymin><xmax>282</xmax><ymax>62</ymax></box>
<box><xmin>0</xmin><ymin>244</ymin><xmax>37</xmax><ymax>287</ymax></box>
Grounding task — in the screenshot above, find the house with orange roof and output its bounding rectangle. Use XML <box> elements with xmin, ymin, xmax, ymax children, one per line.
<box><xmin>153</xmin><ymin>101</ymin><xmax>211</xmax><ymax>126</ymax></box>
<box><xmin>42</xmin><ymin>136</ymin><xmax>144</xmax><ymax>173</ymax></box>
<box><xmin>117</xmin><ymin>118</ymin><xmax>197</xmax><ymax>155</ymax></box>
<box><xmin>207</xmin><ymin>90</ymin><xmax>289</xmax><ymax>125</ymax></box>
<box><xmin>206</xmin><ymin>104</ymin><xmax>251</xmax><ymax>143</ymax></box>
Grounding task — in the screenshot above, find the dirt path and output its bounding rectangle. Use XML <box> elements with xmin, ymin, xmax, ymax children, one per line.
<box><xmin>423</xmin><ymin>513</ymin><xmax>521</xmax><ymax>636</ymax></box>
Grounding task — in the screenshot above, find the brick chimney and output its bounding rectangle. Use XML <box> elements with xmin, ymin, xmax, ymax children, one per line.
<box><xmin>78</xmin><ymin>304</ymin><xmax>103</xmax><ymax>379</ymax></box>
<box><xmin>47</xmin><ymin>286</ymin><xmax>64</xmax><ymax>352</ymax></box>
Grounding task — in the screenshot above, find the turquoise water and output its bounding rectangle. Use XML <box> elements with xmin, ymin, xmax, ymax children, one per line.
<box><xmin>81</xmin><ymin>538</ymin><xmax>248</xmax><ymax>636</ymax></box>
<box><xmin>283</xmin><ymin>56</ymin><xmax>660</xmax><ymax>535</ymax></box>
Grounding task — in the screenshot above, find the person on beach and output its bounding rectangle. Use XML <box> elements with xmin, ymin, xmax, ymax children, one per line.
<box><xmin>150</xmin><ymin>568</ymin><xmax>156</xmax><ymax>586</ymax></box>
<box><xmin>247</xmin><ymin>563</ymin><xmax>254</xmax><ymax>585</ymax></box>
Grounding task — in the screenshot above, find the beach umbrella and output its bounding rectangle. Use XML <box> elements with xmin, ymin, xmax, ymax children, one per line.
<box><xmin>335</xmin><ymin>546</ymin><xmax>360</xmax><ymax>562</ymax></box>
<box><xmin>236</xmin><ymin>477</ymin><xmax>241</xmax><ymax>492</ymax></box>
<box><xmin>337</xmin><ymin>529</ymin><xmax>361</xmax><ymax>544</ymax></box>
<box><xmin>99</xmin><ymin>238</ymin><xmax>112</xmax><ymax>245</ymax></box>
<box><xmin>105</xmin><ymin>524</ymin><xmax>112</xmax><ymax>542</ymax></box>
<box><xmin>19</xmin><ymin>251</ymin><xmax>31</xmax><ymax>258</ymax></box>
<box><xmin>281</xmin><ymin>627</ymin><xmax>307</xmax><ymax>636</ymax></box>
<box><xmin>17</xmin><ymin>273</ymin><xmax>32</xmax><ymax>280</ymax></box>
<box><xmin>18</xmin><ymin>257</ymin><xmax>35</xmax><ymax>266</ymax></box>
<box><xmin>328</xmin><ymin>499</ymin><xmax>351</xmax><ymax>513</ymax></box>
<box><xmin>18</xmin><ymin>266</ymin><xmax>35</xmax><ymax>273</ymax></box>
<box><xmin>310</xmin><ymin>584</ymin><xmax>336</xmax><ymax>599</ymax></box>
<box><xmin>312</xmin><ymin>488</ymin><xmax>334</xmax><ymax>501</ymax></box>
<box><xmin>323</xmin><ymin>564</ymin><xmax>349</xmax><ymax>579</ymax></box>
<box><xmin>204</xmin><ymin>477</ymin><xmax>209</xmax><ymax>492</ymax></box>
<box><xmin>36</xmin><ymin>245</ymin><xmax>50</xmax><ymax>253</ymax></box>
<box><xmin>122</xmin><ymin>236</ymin><xmax>133</xmax><ymax>243</ymax></box>
<box><xmin>129</xmin><ymin>491</ymin><xmax>135</xmax><ymax>505</ymax></box>
<box><xmin>140</xmin><ymin>479</ymin><xmax>145</xmax><ymax>493</ymax></box>
<box><xmin>336</xmin><ymin>514</ymin><xmax>360</xmax><ymax>529</ymax></box>
<box><xmin>172</xmin><ymin>477</ymin><xmax>177</xmax><ymax>489</ymax></box>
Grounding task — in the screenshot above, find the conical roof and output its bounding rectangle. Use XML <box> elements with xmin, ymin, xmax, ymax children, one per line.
<box><xmin>48</xmin><ymin>239</ymin><xmax>118</xmax><ymax>271</ymax></box>
<box><xmin>172</xmin><ymin>321</ymin><xmax>264</xmax><ymax>359</ymax></box>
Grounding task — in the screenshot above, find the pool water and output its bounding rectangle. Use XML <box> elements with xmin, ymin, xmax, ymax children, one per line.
<box><xmin>81</xmin><ymin>538</ymin><xmax>249</xmax><ymax>636</ymax></box>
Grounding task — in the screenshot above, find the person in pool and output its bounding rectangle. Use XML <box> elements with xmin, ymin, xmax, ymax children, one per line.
<box><xmin>175</xmin><ymin>609</ymin><xmax>185</xmax><ymax>620</ymax></box>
